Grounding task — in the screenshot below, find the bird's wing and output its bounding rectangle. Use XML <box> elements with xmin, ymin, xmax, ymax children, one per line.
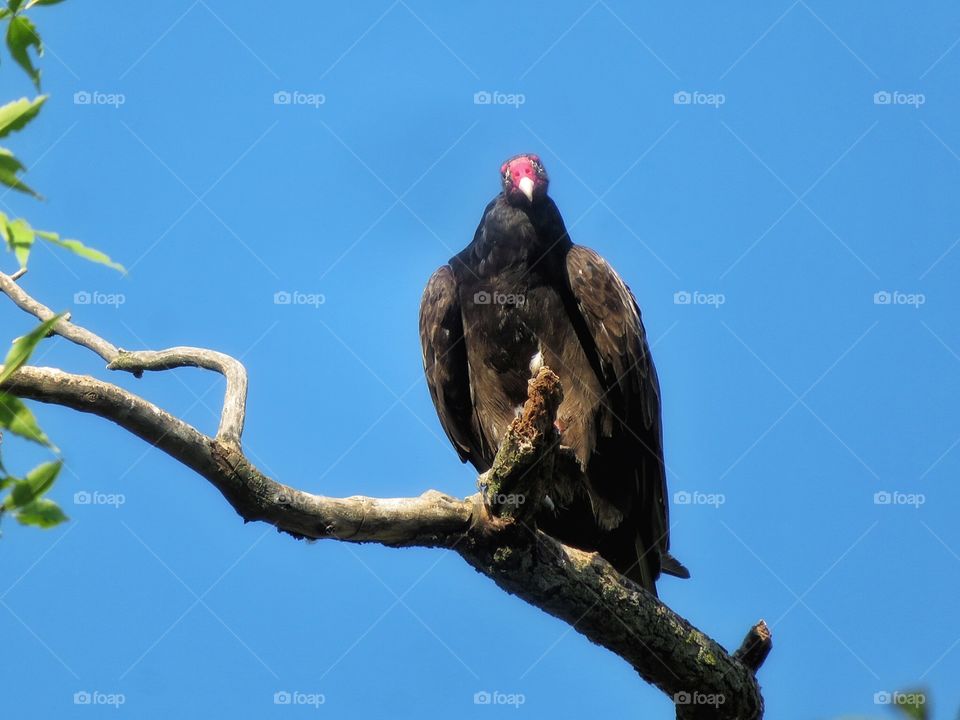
<box><xmin>564</xmin><ymin>245</ymin><xmax>659</xmax><ymax>425</ymax></box>
<box><xmin>419</xmin><ymin>264</ymin><xmax>484</xmax><ymax>468</ymax></box>
<box><xmin>564</xmin><ymin>245</ymin><xmax>686</xmax><ymax>579</ymax></box>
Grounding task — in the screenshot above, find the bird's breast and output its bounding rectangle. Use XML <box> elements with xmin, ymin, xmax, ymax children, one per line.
<box><xmin>459</xmin><ymin>279</ymin><xmax>601</xmax><ymax>464</ymax></box>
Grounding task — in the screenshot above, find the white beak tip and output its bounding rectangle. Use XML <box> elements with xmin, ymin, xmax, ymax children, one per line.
<box><xmin>518</xmin><ymin>176</ymin><xmax>535</xmax><ymax>202</ymax></box>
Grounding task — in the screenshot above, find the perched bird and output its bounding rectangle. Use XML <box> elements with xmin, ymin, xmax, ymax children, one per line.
<box><xmin>419</xmin><ymin>153</ymin><xmax>688</xmax><ymax>595</ymax></box>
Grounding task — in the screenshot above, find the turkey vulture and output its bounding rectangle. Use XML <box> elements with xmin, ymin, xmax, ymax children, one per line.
<box><xmin>419</xmin><ymin>153</ymin><xmax>688</xmax><ymax>595</ymax></box>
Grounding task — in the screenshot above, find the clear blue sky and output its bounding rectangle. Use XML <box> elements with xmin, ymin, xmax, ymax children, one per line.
<box><xmin>3</xmin><ymin>2</ymin><xmax>959</xmax><ymax>718</ymax></box>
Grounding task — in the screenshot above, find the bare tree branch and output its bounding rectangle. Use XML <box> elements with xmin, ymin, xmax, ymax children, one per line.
<box><xmin>0</xmin><ymin>272</ymin><xmax>247</xmax><ymax>446</ymax></box>
<box><xmin>0</xmin><ymin>270</ymin><xmax>119</xmax><ymax>360</ymax></box>
<box><xmin>734</xmin><ymin>620</ymin><xmax>773</xmax><ymax>674</ymax></box>
<box><xmin>0</xmin><ymin>271</ymin><xmax>769</xmax><ymax>719</ymax></box>
<box><xmin>107</xmin><ymin>348</ymin><xmax>247</xmax><ymax>446</ymax></box>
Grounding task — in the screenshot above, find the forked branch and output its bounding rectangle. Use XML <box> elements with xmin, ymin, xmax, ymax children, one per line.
<box><xmin>0</xmin><ymin>271</ymin><xmax>246</xmax><ymax>446</ymax></box>
<box><xmin>0</xmin><ymin>271</ymin><xmax>769</xmax><ymax>719</ymax></box>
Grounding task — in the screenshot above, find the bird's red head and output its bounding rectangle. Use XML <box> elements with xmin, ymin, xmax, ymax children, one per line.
<box><xmin>501</xmin><ymin>154</ymin><xmax>549</xmax><ymax>206</ymax></box>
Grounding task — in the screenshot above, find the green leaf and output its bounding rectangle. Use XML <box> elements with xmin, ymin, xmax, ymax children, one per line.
<box><xmin>4</xmin><ymin>459</ymin><xmax>61</xmax><ymax>509</ymax></box>
<box><xmin>0</xmin><ymin>392</ymin><xmax>53</xmax><ymax>447</ymax></box>
<box><xmin>1</xmin><ymin>217</ymin><xmax>118</xmax><ymax>272</ymax></box>
<box><xmin>25</xmin><ymin>0</ymin><xmax>68</xmax><ymax>7</ymax></box>
<box><xmin>0</xmin><ymin>95</ymin><xmax>45</xmax><ymax>138</ymax></box>
<box><xmin>890</xmin><ymin>689</ymin><xmax>928</xmax><ymax>720</ymax></box>
<box><xmin>15</xmin><ymin>497</ymin><xmax>67</xmax><ymax>528</ymax></box>
<box><xmin>0</xmin><ymin>476</ymin><xmax>12</xmax><ymax>490</ymax></box>
<box><xmin>6</xmin><ymin>0</ymin><xmax>24</xmax><ymax>12</ymax></box>
<box><xmin>0</xmin><ymin>147</ymin><xmax>39</xmax><ymax>199</ymax></box>
<box><xmin>0</xmin><ymin>312</ymin><xmax>64</xmax><ymax>385</ymax></box>
<box><xmin>36</xmin><ymin>231</ymin><xmax>125</xmax><ymax>273</ymax></box>
<box><xmin>6</xmin><ymin>216</ymin><xmax>35</xmax><ymax>266</ymax></box>
<box><xmin>6</xmin><ymin>15</ymin><xmax>42</xmax><ymax>90</ymax></box>
<box><xmin>0</xmin><ymin>8</ymin><xmax>11</xmax><ymax>20</ymax></box>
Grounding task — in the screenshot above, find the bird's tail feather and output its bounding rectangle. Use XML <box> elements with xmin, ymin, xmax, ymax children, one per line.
<box><xmin>660</xmin><ymin>551</ymin><xmax>690</xmax><ymax>579</ymax></box>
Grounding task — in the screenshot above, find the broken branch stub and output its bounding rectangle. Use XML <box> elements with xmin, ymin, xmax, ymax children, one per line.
<box><xmin>478</xmin><ymin>367</ymin><xmax>563</xmax><ymax>522</ymax></box>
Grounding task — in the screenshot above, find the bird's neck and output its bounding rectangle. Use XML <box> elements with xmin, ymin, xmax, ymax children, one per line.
<box><xmin>471</xmin><ymin>195</ymin><xmax>571</xmax><ymax>271</ymax></box>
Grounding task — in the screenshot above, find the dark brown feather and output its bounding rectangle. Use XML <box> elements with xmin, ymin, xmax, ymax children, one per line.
<box><xmin>419</xmin><ymin>192</ymin><xmax>688</xmax><ymax>594</ymax></box>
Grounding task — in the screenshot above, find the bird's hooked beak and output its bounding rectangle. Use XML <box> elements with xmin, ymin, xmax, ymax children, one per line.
<box><xmin>518</xmin><ymin>176</ymin><xmax>535</xmax><ymax>203</ymax></box>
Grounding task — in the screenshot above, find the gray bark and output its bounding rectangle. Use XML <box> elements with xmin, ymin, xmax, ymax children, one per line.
<box><xmin>0</xmin><ymin>270</ymin><xmax>769</xmax><ymax>719</ymax></box>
